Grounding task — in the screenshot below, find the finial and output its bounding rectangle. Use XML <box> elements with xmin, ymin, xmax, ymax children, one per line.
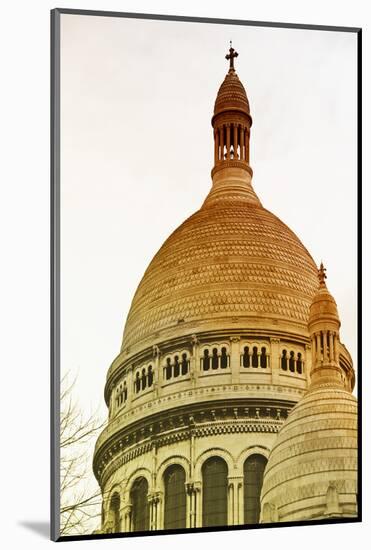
<box><xmin>225</xmin><ymin>42</ymin><xmax>238</xmax><ymax>71</ymax></box>
<box><xmin>318</xmin><ymin>262</ymin><xmax>327</xmax><ymax>287</ymax></box>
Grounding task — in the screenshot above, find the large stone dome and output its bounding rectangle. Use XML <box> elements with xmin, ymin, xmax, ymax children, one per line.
<box><xmin>121</xmin><ymin>192</ymin><xmax>319</xmax><ymax>354</ymax></box>
<box><xmin>260</xmin><ymin>385</ymin><xmax>358</xmax><ymax>522</ymax></box>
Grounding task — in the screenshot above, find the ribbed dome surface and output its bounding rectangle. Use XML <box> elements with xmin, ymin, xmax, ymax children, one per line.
<box><xmin>121</xmin><ymin>196</ymin><xmax>319</xmax><ymax>352</ymax></box>
<box><xmin>309</xmin><ymin>285</ymin><xmax>340</xmax><ymax>326</ymax></box>
<box><xmin>214</xmin><ymin>69</ymin><xmax>250</xmax><ymax>116</ymax></box>
<box><xmin>260</xmin><ymin>386</ymin><xmax>358</xmax><ymax>521</ymax></box>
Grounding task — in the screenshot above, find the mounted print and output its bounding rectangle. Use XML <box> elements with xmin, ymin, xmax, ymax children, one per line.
<box><xmin>51</xmin><ymin>8</ymin><xmax>361</xmax><ymax>542</ymax></box>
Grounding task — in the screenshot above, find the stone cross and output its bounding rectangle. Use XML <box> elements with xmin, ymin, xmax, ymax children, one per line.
<box><xmin>226</xmin><ymin>42</ymin><xmax>238</xmax><ymax>70</ymax></box>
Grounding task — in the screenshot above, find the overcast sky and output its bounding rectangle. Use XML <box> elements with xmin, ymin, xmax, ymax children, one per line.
<box><xmin>60</xmin><ymin>13</ymin><xmax>358</xmax><ymax>488</ymax></box>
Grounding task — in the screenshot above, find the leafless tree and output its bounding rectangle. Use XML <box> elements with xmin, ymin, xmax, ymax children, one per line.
<box><xmin>59</xmin><ymin>372</ymin><xmax>106</xmax><ymax>536</ymax></box>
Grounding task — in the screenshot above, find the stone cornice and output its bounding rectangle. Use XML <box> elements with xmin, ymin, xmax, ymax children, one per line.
<box><xmin>93</xmin><ymin>397</ymin><xmax>293</xmax><ymax>486</ymax></box>
<box><xmin>98</xmin><ymin>415</ymin><xmax>285</xmax><ymax>487</ymax></box>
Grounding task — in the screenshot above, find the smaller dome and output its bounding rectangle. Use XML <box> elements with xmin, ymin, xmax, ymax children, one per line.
<box><xmin>213</xmin><ymin>70</ymin><xmax>250</xmax><ymax>116</ymax></box>
<box><xmin>308</xmin><ymin>263</ymin><xmax>340</xmax><ymax>331</ymax></box>
<box><xmin>260</xmin><ymin>386</ymin><xmax>358</xmax><ymax>523</ymax></box>
<box><xmin>308</xmin><ymin>285</ymin><xmax>340</xmax><ymax>326</ymax></box>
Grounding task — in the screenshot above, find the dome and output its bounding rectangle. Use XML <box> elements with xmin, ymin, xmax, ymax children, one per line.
<box><xmin>308</xmin><ymin>266</ymin><xmax>340</xmax><ymax>330</ymax></box>
<box><xmin>260</xmin><ymin>385</ymin><xmax>358</xmax><ymax>522</ymax></box>
<box><xmin>213</xmin><ymin>69</ymin><xmax>250</xmax><ymax>117</ymax></box>
<box><xmin>120</xmin><ymin>191</ymin><xmax>319</xmax><ymax>354</ymax></box>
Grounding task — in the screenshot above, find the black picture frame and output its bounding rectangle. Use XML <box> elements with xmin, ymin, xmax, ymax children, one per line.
<box><xmin>51</xmin><ymin>8</ymin><xmax>362</xmax><ymax>542</ymax></box>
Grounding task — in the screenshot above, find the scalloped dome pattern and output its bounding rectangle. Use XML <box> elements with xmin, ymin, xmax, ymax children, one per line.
<box><xmin>214</xmin><ymin>70</ymin><xmax>250</xmax><ymax>116</ymax></box>
<box><xmin>260</xmin><ymin>387</ymin><xmax>358</xmax><ymax>521</ymax></box>
<box><xmin>121</xmin><ymin>198</ymin><xmax>319</xmax><ymax>352</ymax></box>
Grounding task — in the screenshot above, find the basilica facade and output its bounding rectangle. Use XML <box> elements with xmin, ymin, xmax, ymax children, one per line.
<box><xmin>93</xmin><ymin>46</ymin><xmax>357</xmax><ymax>534</ymax></box>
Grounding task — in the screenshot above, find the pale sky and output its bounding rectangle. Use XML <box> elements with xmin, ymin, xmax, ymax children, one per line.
<box><xmin>60</xmin><ymin>13</ymin><xmax>358</xmax><ymax>517</ymax></box>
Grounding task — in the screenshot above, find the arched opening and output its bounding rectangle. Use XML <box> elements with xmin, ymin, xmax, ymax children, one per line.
<box><xmin>163</xmin><ymin>465</ymin><xmax>186</xmax><ymax>529</ymax></box>
<box><xmin>281</xmin><ymin>350</ymin><xmax>288</xmax><ymax>370</ymax></box>
<box><xmin>181</xmin><ymin>353</ymin><xmax>188</xmax><ymax>375</ymax></box>
<box><xmin>174</xmin><ymin>355</ymin><xmax>180</xmax><ymax>377</ymax></box>
<box><xmin>244</xmin><ymin>454</ymin><xmax>267</xmax><ymax>524</ymax></box>
<box><xmin>260</xmin><ymin>347</ymin><xmax>267</xmax><ymax>368</ymax></box>
<box><xmin>141</xmin><ymin>368</ymin><xmax>147</xmax><ymax>390</ymax></box>
<box><xmin>297</xmin><ymin>352</ymin><xmax>303</xmax><ymax>374</ymax></box>
<box><xmin>252</xmin><ymin>346</ymin><xmax>258</xmax><ymax>368</ymax></box>
<box><xmin>212</xmin><ymin>348</ymin><xmax>219</xmax><ymax>370</ymax></box>
<box><xmin>221</xmin><ymin>347</ymin><xmax>228</xmax><ymax>369</ymax></box>
<box><xmin>130</xmin><ymin>477</ymin><xmax>149</xmax><ymax>532</ymax></box>
<box><xmin>243</xmin><ymin>346</ymin><xmax>250</xmax><ymax>368</ymax></box>
<box><xmin>165</xmin><ymin>357</ymin><xmax>172</xmax><ymax>380</ymax></box>
<box><xmin>147</xmin><ymin>366</ymin><xmax>153</xmax><ymax>387</ymax></box>
<box><xmin>109</xmin><ymin>492</ymin><xmax>121</xmax><ymax>533</ymax></box>
<box><xmin>289</xmin><ymin>351</ymin><xmax>295</xmax><ymax>372</ymax></box>
<box><xmin>135</xmin><ymin>372</ymin><xmax>141</xmax><ymax>392</ymax></box>
<box><xmin>203</xmin><ymin>349</ymin><xmax>210</xmax><ymax>371</ymax></box>
<box><xmin>202</xmin><ymin>457</ymin><xmax>228</xmax><ymax>527</ymax></box>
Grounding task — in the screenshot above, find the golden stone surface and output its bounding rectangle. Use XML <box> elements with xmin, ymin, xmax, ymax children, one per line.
<box><xmin>261</xmin><ymin>386</ymin><xmax>357</xmax><ymax>522</ymax></box>
<box><xmin>121</xmin><ymin>196</ymin><xmax>319</xmax><ymax>353</ymax></box>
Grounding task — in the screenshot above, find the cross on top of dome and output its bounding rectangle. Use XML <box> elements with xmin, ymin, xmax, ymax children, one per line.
<box><xmin>225</xmin><ymin>41</ymin><xmax>238</xmax><ymax>71</ymax></box>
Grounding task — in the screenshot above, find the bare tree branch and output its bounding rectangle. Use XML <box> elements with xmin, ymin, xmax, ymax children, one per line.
<box><xmin>59</xmin><ymin>371</ymin><xmax>106</xmax><ymax>536</ymax></box>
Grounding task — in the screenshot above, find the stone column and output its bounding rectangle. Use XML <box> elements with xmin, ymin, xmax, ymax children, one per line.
<box><xmin>194</xmin><ymin>482</ymin><xmax>202</xmax><ymax>527</ymax></box>
<box><xmin>311</xmin><ymin>336</ymin><xmax>316</xmax><ymax>368</ymax></box>
<box><xmin>245</xmin><ymin>129</ymin><xmax>249</xmax><ymax>162</ymax></box>
<box><xmin>239</xmin><ymin>126</ymin><xmax>244</xmax><ymax>160</ymax></box>
<box><xmin>156</xmin><ymin>492</ymin><xmax>164</xmax><ymax>530</ymax></box>
<box><xmin>334</xmin><ymin>334</ymin><xmax>340</xmax><ymax>364</ymax></box>
<box><xmin>152</xmin><ymin>345</ymin><xmax>161</xmax><ymax>397</ymax></box>
<box><xmin>237</xmin><ymin>478</ymin><xmax>244</xmax><ymax>524</ymax></box>
<box><xmin>323</xmin><ymin>330</ymin><xmax>328</xmax><ymax>362</ymax></box>
<box><xmin>190</xmin><ymin>334</ymin><xmax>199</xmax><ymax>387</ymax></box>
<box><xmin>228</xmin><ymin>481</ymin><xmax>234</xmax><ymax>525</ymax></box>
<box><xmin>226</xmin><ymin>124</ymin><xmax>231</xmax><ymax>159</ymax></box>
<box><xmin>220</xmin><ymin>126</ymin><xmax>224</xmax><ymax>160</ymax></box>
<box><xmin>329</xmin><ymin>331</ymin><xmax>334</xmax><ymax>362</ymax></box>
<box><xmin>270</xmin><ymin>338</ymin><xmax>280</xmax><ymax>385</ymax></box>
<box><xmin>122</xmin><ymin>504</ymin><xmax>132</xmax><ymax>532</ymax></box>
<box><xmin>230</xmin><ymin>337</ymin><xmax>240</xmax><ymax>384</ymax></box>
<box><xmin>316</xmin><ymin>333</ymin><xmax>321</xmax><ymax>362</ymax></box>
<box><xmin>233</xmin><ymin>124</ymin><xmax>238</xmax><ymax>159</ymax></box>
<box><xmin>126</xmin><ymin>366</ymin><xmax>134</xmax><ymax>407</ymax></box>
<box><xmin>305</xmin><ymin>343</ymin><xmax>312</xmax><ymax>385</ymax></box>
<box><xmin>227</xmin><ymin>477</ymin><xmax>243</xmax><ymax>525</ymax></box>
<box><xmin>214</xmin><ymin>128</ymin><xmax>219</xmax><ymax>164</ymax></box>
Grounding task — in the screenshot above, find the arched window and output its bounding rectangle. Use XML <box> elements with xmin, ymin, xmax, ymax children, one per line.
<box><xmin>163</xmin><ymin>465</ymin><xmax>186</xmax><ymax>529</ymax></box>
<box><xmin>130</xmin><ymin>477</ymin><xmax>149</xmax><ymax>532</ymax></box>
<box><xmin>212</xmin><ymin>348</ymin><xmax>219</xmax><ymax>370</ymax></box>
<box><xmin>289</xmin><ymin>351</ymin><xmax>295</xmax><ymax>372</ymax></box>
<box><xmin>181</xmin><ymin>353</ymin><xmax>188</xmax><ymax>375</ymax></box>
<box><xmin>202</xmin><ymin>457</ymin><xmax>228</xmax><ymax>527</ymax></box>
<box><xmin>203</xmin><ymin>349</ymin><xmax>210</xmax><ymax>371</ymax></box>
<box><xmin>297</xmin><ymin>352</ymin><xmax>303</xmax><ymax>374</ymax></box>
<box><xmin>260</xmin><ymin>347</ymin><xmax>267</xmax><ymax>368</ymax></box>
<box><xmin>252</xmin><ymin>346</ymin><xmax>258</xmax><ymax>368</ymax></box>
<box><xmin>244</xmin><ymin>454</ymin><xmax>267</xmax><ymax>524</ymax></box>
<box><xmin>174</xmin><ymin>355</ymin><xmax>180</xmax><ymax>377</ymax></box>
<box><xmin>147</xmin><ymin>366</ymin><xmax>153</xmax><ymax>387</ymax></box>
<box><xmin>221</xmin><ymin>347</ymin><xmax>228</xmax><ymax>369</ymax></box>
<box><xmin>135</xmin><ymin>372</ymin><xmax>141</xmax><ymax>392</ymax></box>
<box><xmin>109</xmin><ymin>492</ymin><xmax>121</xmax><ymax>533</ymax></box>
<box><xmin>281</xmin><ymin>350</ymin><xmax>288</xmax><ymax>370</ymax></box>
<box><xmin>165</xmin><ymin>357</ymin><xmax>172</xmax><ymax>380</ymax></box>
<box><xmin>141</xmin><ymin>368</ymin><xmax>147</xmax><ymax>390</ymax></box>
<box><xmin>243</xmin><ymin>346</ymin><xmax>250</xmax><ymax>368</ymax></box>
